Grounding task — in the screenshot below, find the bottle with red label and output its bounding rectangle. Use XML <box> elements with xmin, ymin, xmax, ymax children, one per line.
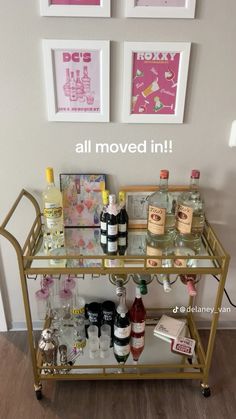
<box><xmin>129</xmin><ymin>286</ymin><xmax>146</xmax><ymax>363</ymax></box>
<box><xmin>175</xmin><ymin>170</ymin><xmax>205</xmax><ymax>253</ymax></box>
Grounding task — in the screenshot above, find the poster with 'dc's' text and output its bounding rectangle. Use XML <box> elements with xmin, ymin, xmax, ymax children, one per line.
<box><xmin>53</xmin><ymin>49</ymin><xmax>101</xmax><ymax>114</ymax></box>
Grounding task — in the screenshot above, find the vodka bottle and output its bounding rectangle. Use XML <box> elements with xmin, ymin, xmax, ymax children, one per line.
<box><xmin>129</xmin><ymin>287</ymin><xmax>146</xmax><ymax>363</ymax></box>
<box><xmin>118</xmin><ymin>191</ymin><xmax>129</xmax><ymax>255</ymax></box>
<box><xmin>106</xmin><ymin>194</ymin><xmax>118</xmax><ymax>255</ymax></box>
<box><xmin>175</xmin><ymin>170</ymin><xmax>205</xmax><ymax>252</ymax></box>
<box><xmin>42</xmin><ymin>167</ymin><xmax>64</xmax><ymax>251</ymax></box>
<box><xmin>147</xmin><ymin>170</ymin><xmax>175</xmax><ymax>240</ymax></box>
<box><xmin>100</xmin><ymin>190</ymin><xmax>109</xmax><ymax>253</ymax></box>
<box><xmin>113</xmin><ymin>287</ymin><xmax>131</xmax><ymax>365</ymax></box>
<box><xmin>82</xmin><ymin>66</ymin><xmax>91</xmax><ymax>93</ymax></box>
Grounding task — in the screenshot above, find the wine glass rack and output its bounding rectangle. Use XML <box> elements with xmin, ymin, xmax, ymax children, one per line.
<box><xmin>0</xmin><ymin>189</ymin><xmax>230</xmax><ymax>400</ymax></box>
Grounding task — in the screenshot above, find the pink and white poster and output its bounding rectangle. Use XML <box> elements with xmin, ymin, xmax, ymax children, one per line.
<box><xmin>136</xmin><ymin>0</ymin><xmax>185</xmax><ymax>6</ymax></box>
<box><xmin>131</xmin><ymin>51</ymin><xmax>180</xmax><ymax>115</ymax></box>
<box><xmin>51</xmin><ymin>1</ymin><xmax>100</xmax><ymax>5</ymax></box>
<box><xmin>53</xmin><ymin>49</ymin><xmax>101</xmax><ymax>114</ymax></box>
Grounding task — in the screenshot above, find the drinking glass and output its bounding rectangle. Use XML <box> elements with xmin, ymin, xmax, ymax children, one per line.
<box><xmin>88</xmin><ymin>336</ymin><xmax>100</xmax><ymax>359</ymax></box>
<box><xmin>87</xmin><ymin>325</ymin><xmax>98</xmax><ymax>339</ymax></box>
<box><xmin>35</xmin><ymin>287</ymin><xmax>50</xmax><ymax>320</ymax></box>
<box><xmin>99</xmin><ymin>335</ymin><xmax>110</xmax><ymax>358</ymax></box>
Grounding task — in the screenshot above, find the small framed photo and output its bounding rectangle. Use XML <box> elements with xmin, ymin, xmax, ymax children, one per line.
<box><xmin>60</xmin><ymin>174</ymin><xmax>106</xmax><ymax>227</ymax></box>
<box><xmin>42</xmin><ymin>39</ymin><xmax>110</xmax><ymax>122</ymax></box>
<box><xmin>122</xmin><ymin>42</ymin><xmax>191</xmax><ymax>124</ymax></box>
<box><xmin>126</xmin><ymin>0</ymin><xmax>196</xmax><ymax>19</ymax></box>
<box><xmin>40</xmin><ymin>0</ymin><xmax>111</xmax><ymax>17</ymax></box>
<box><xmin>122</xmin><ymin>185</ymin><xmax>187</xmax><ymax>228</ymax></box>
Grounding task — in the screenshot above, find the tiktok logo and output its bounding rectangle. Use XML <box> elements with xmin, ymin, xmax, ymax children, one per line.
<box><xmin>173</xmin><ymin>306</ymin><xmax>179</xmax><ymax>313</ymax></box>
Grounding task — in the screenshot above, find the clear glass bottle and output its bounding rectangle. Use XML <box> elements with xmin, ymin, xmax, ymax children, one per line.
<box><xmin>147</xmin><ymin>169</ymin><xmax>175</xmax><ymax>240</ymax></box>
<box><xmin>175</xmin><ymin>170</ymin><xmax>205</xmax><ymax>253</ymax></box>
<box><xmin>42</xmin><ymin>167</ymin><xmax>64</xmax><ymax>251</ymax></box>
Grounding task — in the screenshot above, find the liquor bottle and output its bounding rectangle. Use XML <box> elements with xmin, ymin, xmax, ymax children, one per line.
<box><xmin>69</xmin><ymin>71</ymin><xmax>77</xmax><ymax>101</ymax></box>
<box><xmin>42</xmin><ymin>167</ymin><xmax>64</xmax><ymax>251</ymax></box>
<box><xmin>82</xmin><ymin>66</ymin><xmax>91</xmax><ymax>94</ymax></box>
<box><xmin>106</xmin><ymin>194</ymin><xmax>118</xmax><ymax>255</ymax></box>
<box><xmin>76</xmin><ymin>70</ymin><xmax>85</xmax><ymax>103</ymax></box>
<box><xmin>113</xmin><ymin>287</ymin><xmax>131</xmax><ymax>365</ymax></box>
<box><xmin>175</xmin><ymin>170</ymin><xmax>205</xmax><ymax>252</ymax></box>
<box><xmin>132</xmin><ymin>273</ymin><xmax>153</xmax><ymax>295</ymax></box>
<box><xmin>146</xmin><ymin>233</ymin><xmax>173</xmax><ymax>269</ymax></box>
<box><xmin>129</xmin><ymin>287</ymin><xmax>146</xmax><ymax>363</ymax></box>
<box><xmin>179</xmin><ymin>274</ymin><xmax>198</xmax><ymax>296</ymax></box>
<box><xmin>100</xmin><ymin>190</ymin><xmax>109</xmax><ymax>253</ymax></box>
<box><xmin>147</xmin><ymin>170</ymin><xmax>175</xmax><ymax>240</ymax></box>
<box><xmin>118</xmin><ymin>191</ymin><xmax>129</xmax><ymax>255</ymax></box>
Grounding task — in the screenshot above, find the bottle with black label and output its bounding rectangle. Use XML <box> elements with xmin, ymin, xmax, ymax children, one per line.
<box><xmin>106</xmin><ymin>194</ymin><xmax>118</xmax><ymax>255</ymax></box>
<box><xmin>100</xmin><ymin>190</ymin><xmax>109</xmax><ymax>253</ymax></box>
<box><xmin>113</xmin><ymin>287</ymin><xmax>131</xmax><ymax>365</ymax></box>
<box><xmin>118</xmin><ymin>191</ymin><xmax>129</xmax><ymax>255</ymax></box>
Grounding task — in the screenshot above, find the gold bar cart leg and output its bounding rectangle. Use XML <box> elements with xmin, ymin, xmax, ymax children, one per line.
<box><xmin>201</xmin><ymin>256</ymin><xmax>230</xmax><ymax>397</ymax></box>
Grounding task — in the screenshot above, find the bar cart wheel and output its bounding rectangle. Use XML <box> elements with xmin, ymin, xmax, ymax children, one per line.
<box><xmin>201</xmin><ymin>384</ymin><xmax>211</xmax><ymax>398</ymax></box>
<box><xmin>35</xmin><ymin>389</ymin><xmax>43</xmax><ymax>400</ymax></box>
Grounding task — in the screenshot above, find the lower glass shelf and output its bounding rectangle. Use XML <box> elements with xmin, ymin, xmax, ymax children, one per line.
<box><xmin>38</xmin><ymin>322</ymin><xmax>201</xmax><ymax>378</ymax></box>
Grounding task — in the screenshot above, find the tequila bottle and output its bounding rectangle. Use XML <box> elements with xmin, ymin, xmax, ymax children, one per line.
<box><xmin>147</xmin><ymin>170</ymin><xmax>175</xmax><ymax>240</ymax></box>
<box><xmin>175</xmin><ymin>170</ymin><xmax>205</xmax><ymax>253</ymax></box>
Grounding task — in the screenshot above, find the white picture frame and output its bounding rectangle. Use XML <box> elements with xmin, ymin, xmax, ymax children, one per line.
<box><xmin>40</xmin><ymin>0</ymin><xmax>111</xmax><ymax>17</ymax></box>
<box><xmin>126</xmin><ymin>0</ymin><xmax>196</xmax><ymax>19</ymax></box>
<box><xmin>122</xmin><ymin>42</ymin><xmax>191</xmax><ymax>124</ymax></box>
<box><xmin>42</xmin><ymin>39</ymin><xmax>110</xmax><ymax>122</ymax></box>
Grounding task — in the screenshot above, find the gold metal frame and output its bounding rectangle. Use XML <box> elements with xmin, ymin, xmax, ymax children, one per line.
<box><xmin>0</xmin><ymin>189</ymin><xmax>230</xmax><ymax>395</ymax></box>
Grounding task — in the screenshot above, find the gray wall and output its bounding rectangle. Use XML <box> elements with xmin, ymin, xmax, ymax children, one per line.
<box><xmin>0</xmin><ymin>0</ymin><xmax>236</xmax><ymax>328</ymax></box>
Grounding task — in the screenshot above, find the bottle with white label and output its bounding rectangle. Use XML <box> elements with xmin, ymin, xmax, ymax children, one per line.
<box><xmin>175</xmin><ymin>170</ymin><xmax>205</xmax><ymax>252</ymax></box>
<box><xmin>106</xmin><ymin>194</ymin><xmax>118</xmax><ymax>255</ymax></box>
<box><xmin>114</xmin><ymin>287</ymin><xmax>131</xmax><ymax>365</ymax></box>
<box><xmin>100</xmin><ymin>189</ymin><xmax>109</xmax><ymax>253</ymax></box>
<box><xmin>42</xmin><ymin>167</ymin><xmax>64</xmax><ymax>252</ymax></box>
<box><xmin>129</xmin><ymin>286</ymin><xmax>146</xmax><ymax>363</ymax></box>
<box><xmin>147</xmin><ymin>170</ymin><xmax>176</xmax><ymax>241</ymax></box>
<box><xmin>118</xmin><ymin>191</ymin><xmax>129</xmax><ymax>255</ymax></box>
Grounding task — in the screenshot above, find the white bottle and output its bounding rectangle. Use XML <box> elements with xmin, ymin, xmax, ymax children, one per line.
<box><xmin>42</xmin><ymin>167</ymin><xmax>64</xmax><ymax>251</ymax></box>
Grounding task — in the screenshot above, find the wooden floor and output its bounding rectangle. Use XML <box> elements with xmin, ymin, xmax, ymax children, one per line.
<box><xmin>0</xmin><ymin>330</ymin><xmax>236</xmax><ymax>419</ymax></box>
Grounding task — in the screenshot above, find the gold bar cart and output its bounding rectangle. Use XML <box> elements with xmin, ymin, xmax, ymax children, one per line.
<box><xmin>0</xmin><ymin>189</ymin><xmax>230</xmax><ymax>400</ymax></box>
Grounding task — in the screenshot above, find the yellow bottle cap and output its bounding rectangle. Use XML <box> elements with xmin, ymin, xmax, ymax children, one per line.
<box><xmin>102</xmin><ymin>190</ymin><xmax>109</xmax><ymax>205</ymax></box>
<box><xmin>119</xmin><ymin>191</ymin><xmax>126</xmax><ymax>202</ymax></box>
<box><xmin>45</xmin><ymin>167</ymin><xmax>54</xmax><ymax>184</ymax></box>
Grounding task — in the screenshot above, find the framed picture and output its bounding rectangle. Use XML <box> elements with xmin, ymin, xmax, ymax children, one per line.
<box><xmin>122</xmin><ymin>42</ymin><xmax>191</xmax><ymax>124</ymax></box>
<box><xmin>40</xmin><ymin>0</ymin><xmax>111</xmax><ymax>17</ymax></box>
<box><xmin>60</xmin><ymin>174</ymin><xmax>106</xmax><ymax>227</ymax></box>
<box><xmin>126</xmin><ymin>0</ymin><xmax>196</xmax><ymax>19</ymax></box>
<box><xmin>122</xmin><ymin>185</ymin><xmax>189</xmax><ymax>227</ymax></box>
<box><xmin>42</xmin><ymin>39</ymin><xmax>110</xmax><ymax>122</ymax></box>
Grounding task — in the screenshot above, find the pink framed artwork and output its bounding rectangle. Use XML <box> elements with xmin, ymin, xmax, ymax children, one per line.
<box><xmin>40</xmin><ymin>0</ymin><xmax>110</xmax><ymax>17</ymax></box>
<box><xmin>60</xmin><ymin>174</ymin><xmax>106</xmax><ymax>227</ymax></box>
<box><xmin>42</xmin><ymin>40</ymin><xmax>110</xmax><ymax>122</ymax></box>
<box><xmin>122</xmin><ymin>42</ymin><xmax>191</xmax><ymax>124</ymax></box>
<box><xmin>126</xmin><ymin>0</ymin><xmax>196</xmax><ymax>18</ymax></box>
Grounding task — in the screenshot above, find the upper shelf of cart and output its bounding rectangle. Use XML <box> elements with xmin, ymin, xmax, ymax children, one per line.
<box><xmin>26</xmin><ymin>223</ymin><xmax>229</xmax><ymax>273</ymax></box>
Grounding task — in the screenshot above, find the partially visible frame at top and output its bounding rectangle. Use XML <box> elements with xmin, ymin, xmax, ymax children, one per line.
<box><xmin>40</xmin><ymin>0</ymin><xmax>111</xmax><ymax>17</ymax></box>
<box><xmin>126</xmin><ymin>0</ymin><xmax>196</xmax><ymax>19</ymax></box>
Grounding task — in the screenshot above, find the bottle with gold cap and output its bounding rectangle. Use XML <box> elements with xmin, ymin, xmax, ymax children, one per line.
<box><xmin>100</xmin><ymin>189</ymin><xmax>109</xmax><ymax>253</ymax></box>
<box><xmin>42</xmin><ymin>167</ymin><xmax>64</xmax><ymax>251</ymax></box>
<box><xmin>118</xmin><ymin>191</ymin><xmax>129</xmax><ymax>255</ymax></box>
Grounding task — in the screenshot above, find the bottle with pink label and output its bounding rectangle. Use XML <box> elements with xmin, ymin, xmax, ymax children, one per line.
<box><xmin>129</xmin><ymin>286</ymin><xmax>146</xmax><ymax>363</ymax></box>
